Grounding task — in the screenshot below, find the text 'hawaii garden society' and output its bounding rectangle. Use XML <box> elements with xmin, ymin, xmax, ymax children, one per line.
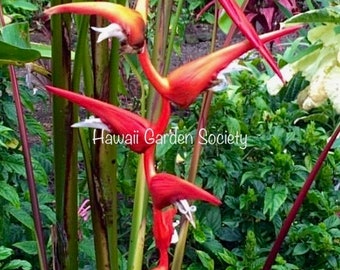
<box><xmin>92</xmin><ymin>128</ymin><xmax>247</xmax><ymax>149</ymax></box>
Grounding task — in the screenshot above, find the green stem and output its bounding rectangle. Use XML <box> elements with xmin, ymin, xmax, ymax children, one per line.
<box><xmin>50</xmin><ymin>0</ymin><xmax>79</xmax><ymax>267</ymax></box>
<box><xmin>127</xmin><ymin>157</ymin><xmax>149</xmax><ymax>270</ymax></box>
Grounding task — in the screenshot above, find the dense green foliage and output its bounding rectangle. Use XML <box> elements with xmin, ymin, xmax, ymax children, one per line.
<box><xmin>0</xmin><ymin>70</ymin><xmax>53</xmax><ymax>269</ymax></box>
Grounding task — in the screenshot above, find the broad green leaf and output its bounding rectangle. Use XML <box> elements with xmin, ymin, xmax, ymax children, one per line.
<box><xmin>2</xmin><ymin>22</ymin><xmax>30</xmax><ymax>49</ymax></box>
<box><xmin>292</xmin><ymin>242</ymin><xmax>310</xmax><ymax>255</ymax></box>
<box><xmin>196</xmin><ymin>250</ymin><xmax>214</xmax><ymax>270</ymax></box>
<box><xmin>286</xmin><ymin>6</ymin><xmax>340</xmax><ymax>24</ymax></box>
<box><xmin>0</xmin><ymin>181</ymin><xmax>20</xmax><ymax>207</ymax></box>
<box><xmin>31</xmin><ymin>43</ymin><xmax>76</xmax><ymax>60</ymax></box>
<box><xmin>12</xmin><ymin>241</ymin><xmax>37</xmax><ymax>255</ymax></box>
<box><xmin>7</xmin><ymin>205</ymin><xmax>34</xmax><ymax>230</ymax></box>
<box><xmin>2</xmin><ymin>0</ymin><xmax>38</xmax><ymax>11</ymax></box>
<box><xmin>30</xmin><ymin>43</ymin><xmax>52</xmax><ymax>58</ymax></box>
<box><xmin>263</xmin><ymin>185</ymin><xmax>288</xmax><ymax>220</ymax></box>
<box><xmin>0</xmin><ymin>246</ymin><xmax>13</xmax><ymax>260</ymax></box>
<box><xmin>2</xmin><ymin>259</ymin><xmax>32</xmax><ymax>270</ymax></box>
<box><xmin>0</xmin><ymin>41</ymin><xmax>40</xmax><ymax>64</ymax></box>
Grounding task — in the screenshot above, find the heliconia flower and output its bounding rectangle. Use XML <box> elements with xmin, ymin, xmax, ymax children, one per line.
<box><xmin>138</xmin><ymin>25</ymin><xmax>301</xmax><ymax>107</ymax></box>
<box><xmin>218</xmin><ymin>0</ymin><xmax>286</xmax><ymax>81</ymax></box>
<box><xmin>149</xmin><ymin>173</ymin><xmax>220</xmax><ymax>269</ymax></box>
<box><xmin>44</xmin><ymin>2</ymin><xmax>145</xmax><ymax>53</ymax></box>
<box><xmin>45</xmin><ymin>85</ymin><xmax>170</xmax><ymax>153</ymax></box>
<box><xmin>149</xmin><ymin>173</ymin><xmax>221</xmax><ymax>210</ymax></box>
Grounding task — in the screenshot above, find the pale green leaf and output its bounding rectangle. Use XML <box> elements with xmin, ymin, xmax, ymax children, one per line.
<box><xmin>2</xmin><ymin>259</ymin><xmax>32</xmax><ymax>270</ymax></box>
<box><xmin>263</xmin><ymin>185</ymin><xmax>288</xmax><ymax>220</ymax></box>
<box><xmin>292</xmin><ymin>243</ymin><xmax>310</xmax><ymax>255</ymax></box>
<box><xmin>196</xmin><ymin>250</ymin><xmax>214</xmax><ymax>270</ymax></box>
<box><xmin>286</xmin><ymin>6</ymin><xmax>340</xmax><ymax>24</ymax></box>
<box><xmin>0</xmin><ymin>246</ymin><xmax>13</xmax><ymax>260</ymax></box>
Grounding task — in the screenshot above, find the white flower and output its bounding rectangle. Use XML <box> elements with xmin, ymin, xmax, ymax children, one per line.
<box><xmin>174</xmin><ymin>199</ymin><xmax>197</xmax><ymax>228</ymax></box>
<box><xmin>71</xmin><ymin>116</ymin><xmax>110</xmax><ymax>131</ymax></box>
<box><xmin>91</xmin><ymin>23</ymin><xmax>126</xmax><ymax>43</ymax></box>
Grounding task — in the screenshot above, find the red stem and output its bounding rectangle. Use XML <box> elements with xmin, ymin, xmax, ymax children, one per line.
<box><xmin>263</xmin><ymin>124</ymin><xmax>340</xmax><ymax>270</ymax></box>
<box><xmin>0</xmin><ymin>6</ymin><xmax>48</xmax><ymax>270</ymax></box>
<box><xmin>144</xmin><ymin>97</ymin><xmax>171</xmax><ymax>184</ymax></box>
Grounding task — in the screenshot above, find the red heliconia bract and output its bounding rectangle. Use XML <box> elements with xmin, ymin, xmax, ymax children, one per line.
<box><xmin>45</xmin><ymin>2</ymin><xmax>145</xmax><ymax>52</ymax></box>
<box><xmin>218</xmin><ymin>0</ymin><xmax>285</xmax><ymax>81</ymax></box>
<box><xmin>149</xmin><ymin>173</ymin><xmax>221</xmax><ymax>210</ymax></box>
<box><xmin>45</xmin><ymin>85</ymin><xmax>170</xmax><ymax>153</ymax></box>
<box><xmin>138</xmin><ymin>25</ymin><xmax>301</xmax><ymax>107</ymax></box>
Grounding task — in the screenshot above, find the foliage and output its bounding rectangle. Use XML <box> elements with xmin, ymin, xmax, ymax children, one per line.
<box><xmin>0</xmin><ymin>72</ymin><xmax>53</xmax><ymax>268</ymax></box>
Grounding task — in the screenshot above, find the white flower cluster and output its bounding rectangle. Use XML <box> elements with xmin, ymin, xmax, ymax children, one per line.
<box><xmin>267</xmin><ymin>23</ymin><xmax>340</xmax><ymax>113</ymax></box>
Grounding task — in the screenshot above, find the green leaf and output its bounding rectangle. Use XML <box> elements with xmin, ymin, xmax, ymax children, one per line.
<box><xmin>216</xmin><ymin>227</ymin><xmax>242</xmax><ymax>242</ymax></box>
<box><xmin>30</xmin><ymin>43</ymin><xmax>52</xmax><ymax>58</ymax></box>
<box><xmin>0</xmin><ymin>181</ymin><xmax>20</xmax><ymax>207</ymax></box>
<box><xmin>7</xmin><ymin>205</ymin><xmax>34</xmax><ymax>230</ymax></box>
<box><xmin>263</xmin><ymin>185</ymin><xmax>288</xmax><ymax>220</ymax></box>
<box><xmin>218</xmin><ymin>0</ymin><xmax>245</xmax><ymax>33</ymax></box>
<box><xmin>286</xmin><ymin>6</ymin><xmax>340</xmax><ymax>24</ymax></box>
<box><xmin>0</xmin><ymin>41</ymin><xmax>41</xmax><ymax>64</ymax></box>
<box><xmin>2</xmin><ymin>259</ymin><xmax>32</xmax><ymax>270</ymax></box>
<box><xmin>0</xmin><ymin>246</ymin><xmax>13</xmax><ymax>261</ymax></box>
<box><xmin>3</xmin><ymin>0</ymin><xmax>38</xmax><ymax>11</ymax></box>
<box><xmin>292</xmin><ymin>242</ymin><xmax>310</xmax><ymax>255</ymax></box>
<box><xmin>12</xmin><ymin>241</ymin><xmax>38</xmax><ymax>255</ymax></box>
<box><xmin>323</xmin><ymin>215</ymin><xmax>340</xmax><ymax>229</ymax></box>
<box><xmin>218</xmin><ymin>248</ymin><xmax>237</xmax><ymax>265</ymax></box>
<box><xmin>1</xmin><ymin>153</ymin><xmax>48</xmax><ymax>184</ymax></box>
<box><xmin>205</xmin><ymin>206</ymin><xmax>221</xmax><ymax>231</ymax></box>
<box><xmin>40</xmin><ymin>204</ymin><xmax>56</xmax><ymax>224</ymax></box>
<box><xmin>2</xmin><ymin>22</ymin><xmax>30</xmax><ymax>49</ymax></box>
<box><xmin>196</xmin><ymin>250</ymin><xmax>214</xmax><ymax>270</ymax></box>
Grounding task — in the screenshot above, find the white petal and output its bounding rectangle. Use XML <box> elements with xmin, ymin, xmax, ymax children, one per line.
<box><xmin>171</xmin><ymin>220</ymin><xmax>180</xmax><ymax>244</ymax></box>
<box><xmin>174</xmin><ymin>199</ymin><xmax>197</xmax><ymax>228</ymax></box>
<box><xmin>91</xmin><ymin>23</ymin><xmax>126</xmax><ymax>43</ymax></box>
<box><xmin>71</xmin><ymin>116</ymin><xmax>110</xmax><ymax>132</ymax></box>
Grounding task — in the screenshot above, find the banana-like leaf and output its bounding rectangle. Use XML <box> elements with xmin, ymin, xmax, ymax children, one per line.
<box><xmin>0</xmin><ymin>40</ymin><xmax>41</xmax><ymax>64</ymax></box>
